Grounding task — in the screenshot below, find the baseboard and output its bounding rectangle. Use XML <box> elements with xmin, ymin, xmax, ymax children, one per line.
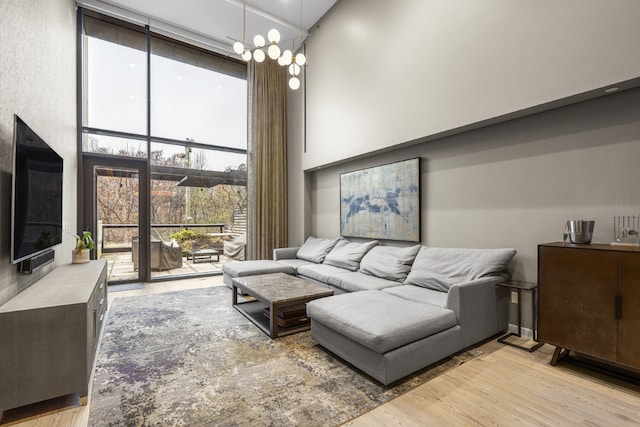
<box><xmin>506</xmin><ymin>324</ymin><xmax>534</xmax><ymax>340</ymax></box>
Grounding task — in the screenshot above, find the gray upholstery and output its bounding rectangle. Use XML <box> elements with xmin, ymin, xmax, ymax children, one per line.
<box><xmin>296</xmin><ymin>236</ymin><xmax>340</xmax><ymax>263</ymax></box>
<box><xmin>323</xmin><ymin>239</ymin><xmax>378</xmax><ymax>271</ymax></box>
<box><xmin>296</xmin><ymin>263</ymin><xmax>352</xmax><ymax>284</ymax></box>
<box><xmin>275</xmin><ymin>258</ymin><xmax>314</xmax><ymax>272</ymax></box>
<box><xmin>308</xmin><ymin>274</ymin><xmax>509</xmax><ymax>384</ymax></box>
<box><xmin>306</xmin><ymin>291</ymin><xmax>457</xmax><ymax>353</ymax></box>
<box><xmin>405</xmin><ymin>246</ymin><xmax>516</xmax><ymax>291</ymax></box>
<box><xmin>445</xmin><ymin>276</ymin><xmax>509</xmax><ymax>347</ymax></box>
<box><xmin>326</xmin><ymin>271</ymin><xmax>400</xmax><ymax>292</ymax></box>
<box><xmin>223</xmin><ymin>238</ymin><xmax>513</xmax><ymax>385</ymax></box>
<box><xmin>311</xmin><ymin>320</ymin><xmax>463</xmax><ymax>385</ymax></box>
<box><xmin>359</xmin><ymin>244</ymin><xmax>421</xmax><ymax>282</ymax></box>
<box><xmin>273</xmin><ymin>246</ymin><xmax>299</xmax><ymax>261</ymax></box>
<box><xmin>221</xmin><ymin>260</ymin><xmax>294</xmax><ymax>288</ymax></box>
<box><xmin>382</xmin><ymin>284</ymin><xmax>448</xmax><ymax>308</ymax></box>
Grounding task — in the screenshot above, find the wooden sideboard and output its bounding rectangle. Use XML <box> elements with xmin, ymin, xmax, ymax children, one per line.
<box><xmin>538</xmin><ymin>242</ymin><xmax>640</xmax><ymax>371</ymax></box>
<box><xmin>0</xmin><ymin>260</ymin><xmax>108</xmax><ymax>411</ymax></box>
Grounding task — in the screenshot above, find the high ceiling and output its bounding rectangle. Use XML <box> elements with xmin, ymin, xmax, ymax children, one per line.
<box><xmin>81</xmin><ymin>0</ymin><xmax>338</xmax><ymax>58</ymax></box>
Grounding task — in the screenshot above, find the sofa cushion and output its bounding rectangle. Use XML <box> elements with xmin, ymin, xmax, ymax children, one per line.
<box><xmin>275</xmin><ymin>258</ymin><xmax>314</xmax><ymax>273</ymax></box>
<box><xmin>405</xmin><ymin>247</ymin><xmax>516</xmax><ymax>291</ymax></box>
<box><xmin>222</xmin><ymin>260</ymin><xmax>295</xmax><ymax>277</ymax></box>
<box><xmin>382</xmin><ymin>285</ymin><xmax>448</xmax><ymax>308</ymax></box>
<box><xmin>359</xmin><ymin>244</ymin><xmax>421</xmax><ymax>282</ymax></box>
<box><xmin>323</xmin><ymin>239</ymin><xmax>378</xmax><ymax>271</ymax></box>
<box><xmin>307</xmin><ymin>291</ymin><xmax>457</xmax><ymax>353</ymax></box>
<box><xmin>297</xmin><ymin>263</ymin><xmax>352</xmax><ymax>284</ymax></box>
<box><xmin>296</xmin><ymin>236</ymin><xmax>340</xmax><ymax>263</ymax></box>
<box><xmin>327</xmin><ymin>271</ymin><xmax>400</xmax><ymax>292</ymax></box>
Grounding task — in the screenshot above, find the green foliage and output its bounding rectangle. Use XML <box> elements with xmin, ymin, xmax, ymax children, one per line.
<box><xmin>170</xmin><ymin>229</ymin><xmax>208</xmax><ymax>242</ymax></box>
<box><xmin>75</xmin><ymin>230</ymin><xmax>95</xmax><ymax>252</ymax></box>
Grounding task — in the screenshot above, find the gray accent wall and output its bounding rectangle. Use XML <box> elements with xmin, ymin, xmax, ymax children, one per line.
<box><xmin>302</xmin><ymin>88</ymin><xmax>640</xmax><ymax>283</ymax></box>
<box><xmin>0</xmin><ymin>0</ymin><xmax>77</xmax><ymax>306</ymax></box>
<box><xmin>294</xmin><ymin>84</ymin><xmax>640</xmax><ymax>334</ymax></box>
<box><xmin>286</xmin><ymin>1</ymin><xmax>640</xmax><ymax>331</ymax></box>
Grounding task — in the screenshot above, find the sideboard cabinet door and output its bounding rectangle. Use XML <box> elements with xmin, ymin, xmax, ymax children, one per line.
<box><xmin>538</xmin><ymin>245</ymin><xmax>618</xmax><ymax>363</ymax></box>
<box><xmin>618</xmin><ymin>252</ymin><xmax>640</xmax><ymax>369</ymax></box>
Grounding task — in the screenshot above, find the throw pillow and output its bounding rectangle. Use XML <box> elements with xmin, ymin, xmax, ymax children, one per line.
<box><xmin>405</xmin><ymin>247</ymin><xmax>516</xmax><ymax>291</ymax></box>
<box><xmin>323</xmin><ymin>239</ymin><xmax>378</xmax><ymax>271</ymax></box>
<box><xmin>359</xmin><ymin>244</ymin><xmax>421</xmax><ymax>282</ymax></box>
<box><xmin>296</xmin><ymin>236</ymin><xmax>340</xmax><ymax>263</ymax></box>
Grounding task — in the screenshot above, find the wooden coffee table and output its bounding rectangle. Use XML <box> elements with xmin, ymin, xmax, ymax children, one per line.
<box><xmin>232</xmin><ymin>272</ymin><xmax>334</xmax><ymax>338</ymax></box>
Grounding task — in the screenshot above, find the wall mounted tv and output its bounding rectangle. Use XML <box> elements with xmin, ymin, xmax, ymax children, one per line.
<box><xmin>11</xmin><ymin>115</ymin><xmax>63</xmax><ymax>265</ymax></box>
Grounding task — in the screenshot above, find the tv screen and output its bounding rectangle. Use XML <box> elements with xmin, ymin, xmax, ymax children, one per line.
<box><xmin>11</xmin><ymin>115</ymin><xmax>64</xmax><ymax>264</ymax></box>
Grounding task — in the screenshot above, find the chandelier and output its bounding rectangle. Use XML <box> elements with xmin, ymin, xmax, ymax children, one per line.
<box><xmin>230</xmin><ymin>1</ymin><xmax>307</xmax><ymax>90</ymax></box>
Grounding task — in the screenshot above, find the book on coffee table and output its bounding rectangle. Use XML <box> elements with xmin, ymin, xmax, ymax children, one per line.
<box><xmin>264</xmin><ymin>306</ymin><xmax>309</xmax><ymax>327</ymax></box>
<box><xmin>264</xmin><ymin>304</ymin><xmax>307</xmax><ymax>319</ymax></box>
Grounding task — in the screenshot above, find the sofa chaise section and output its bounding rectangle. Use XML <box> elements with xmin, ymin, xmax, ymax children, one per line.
<box><xmin>306</xmin><ymin>246</ymin><xmax>515</xmax><ymax>385</ymax></box>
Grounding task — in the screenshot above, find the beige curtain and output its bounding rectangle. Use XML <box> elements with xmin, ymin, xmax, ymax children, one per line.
<box><xmin>247</xmin><ymin>59</ymin><xmax>288</xmax><ymax>260</ymax></box>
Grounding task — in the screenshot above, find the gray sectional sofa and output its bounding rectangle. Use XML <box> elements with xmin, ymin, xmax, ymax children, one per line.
<box><xmin>222</xmin><ymin>236</ymin><xmax>516</xmax><ymax>385</ymax></box>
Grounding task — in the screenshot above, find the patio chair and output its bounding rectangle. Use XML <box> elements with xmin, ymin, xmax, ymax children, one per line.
<box><xmin>132</xmin><ymin>235</ymin><xmax>183</xmax><ymax>271</ymax></box>
<box><xmin>223</xmin><ymin>233</ymin><xmax>246</xmax><ymax>261</ymax></box>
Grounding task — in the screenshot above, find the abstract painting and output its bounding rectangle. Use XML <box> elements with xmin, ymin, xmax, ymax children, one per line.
<box><xmin>340</xmin><ymin>158</ymin><xmax>421</xmax><ymax>241</ymax></box>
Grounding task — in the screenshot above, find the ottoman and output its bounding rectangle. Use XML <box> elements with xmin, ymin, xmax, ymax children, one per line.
<box><xmin>222</xmin><ymin>260</ymin><xmax>295</xmax><ymax>288</ymax></box>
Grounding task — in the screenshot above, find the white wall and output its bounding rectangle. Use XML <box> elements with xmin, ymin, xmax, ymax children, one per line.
<box><xmin>0</xmin><ymin>0</ymin><xmax>77</xmax><ymax>305</ymax></box>
<box><xmin>302</xmin><ymin>0</ymin><xmax>640</xmax><ymax>171</ymax></box>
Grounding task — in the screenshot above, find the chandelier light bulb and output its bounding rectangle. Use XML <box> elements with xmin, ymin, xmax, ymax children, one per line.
<box><xmin>289</xmin><ymin>76</ymin><xmax>300</xmax><ymax>90</ymax></box>
<box><xmin>295</xmin><ymin>53</ymin><xmax>306</xmax><ymax>66</ymax></box>
<box><xmin>268</xmin><ymin>44</ymin><xmax>281</xmax><ymax>60</ymax></box>
<box><xmin>281</xmin><ymin>50</ymin><xmax>293</xmax><ymax>65</ymax></box>
<box><xmin>288</xmin><ymin>63</ymin><xmax>301</xmax><ymax>76</ymax></box>
<box><xmin>267</xmin><ymin>28</ymin><xmax>281</xmax><ymax>43</ymax></box>
<box><xmin>241</xmin><ymin>50</ymin><xmax>252</xmax><ymax>61</ymax></box>
<box><xmin>233</xmin><ymin>41</ymin><xmax>244</xmax><ymax>55</ymax></box>
<box><xmin>277</xmin><ymin>56</ymin><xmax>286</xmax><ymax>66</ymax></box>
<box><xmin>253</xmin><ymin>49</ymin><xmax>266</xmax><ymax>62</ymax></box>
<box><xmin>253</xmin><ymin>34</ymin><xmax>265</xmax><ymax>48</ymax></box>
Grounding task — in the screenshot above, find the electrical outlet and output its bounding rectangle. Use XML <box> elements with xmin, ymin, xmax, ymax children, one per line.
<box><xmin>511</xmin><ymin>290</ymin><xmax>518</xmax><ymax>304</ymax></box>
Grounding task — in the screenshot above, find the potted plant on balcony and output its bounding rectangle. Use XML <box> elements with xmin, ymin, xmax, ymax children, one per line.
<box><xmin>72</xmin><ymin>230</ymin><xmax>95</xmax><ymax>264</ymax></box>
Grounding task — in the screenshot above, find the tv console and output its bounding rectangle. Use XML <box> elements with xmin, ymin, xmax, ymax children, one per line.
<box><xmin>0</xmin><ymin>260</ymin><xmax>108</xmax><ymax>411</ymax></box>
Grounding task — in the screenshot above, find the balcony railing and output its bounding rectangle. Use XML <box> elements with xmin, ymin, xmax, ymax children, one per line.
<box><xmin>99</xmin><ymin>223</ymin><xmax>227</xmax><ymax>253</ymax></box>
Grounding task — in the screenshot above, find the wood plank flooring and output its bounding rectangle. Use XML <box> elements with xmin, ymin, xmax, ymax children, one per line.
<box><xmin>2</xmin><ymin>279</ymin><xmax>640</xmax><ymax>426</ymax></box>
<box><xmin>346</xmin><ymin>340</ymin><xmax>640</xmax><ymax>426</ymax></box>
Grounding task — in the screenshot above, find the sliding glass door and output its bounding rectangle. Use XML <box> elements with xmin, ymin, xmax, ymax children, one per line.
<box><xmin>82</xmin><ymin>155</ymin><xmax>149</xmax><ymax>284</ymax></box>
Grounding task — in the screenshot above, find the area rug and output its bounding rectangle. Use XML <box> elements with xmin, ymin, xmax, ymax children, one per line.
<box><xmin>89</xmin><ymin>286</ymin><xmax>482</xmax><ymax>426</ymax></box>
<box><xmin>107</xmin><ymin>283</ymin><xmax>145</xmax><ymax>293</ymax></box>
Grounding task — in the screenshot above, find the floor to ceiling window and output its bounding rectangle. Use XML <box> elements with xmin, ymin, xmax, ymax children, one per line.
<box><xmin>79</xmin><ymin>8</ymin><xmax>248</xmax><ymax>284</ymax></box>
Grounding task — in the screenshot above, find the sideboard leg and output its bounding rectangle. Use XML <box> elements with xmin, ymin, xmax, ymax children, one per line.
<box><xmin>550</xmin><ymin>346</ymin><xmax>569</xmax><ymax>366</ymax></box>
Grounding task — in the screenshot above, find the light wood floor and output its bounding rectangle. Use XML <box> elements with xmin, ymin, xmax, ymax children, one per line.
<box><xmin>2</xmin><ymin>278</ymin><xmax>640</xmax><ymax>426</ymax></box>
